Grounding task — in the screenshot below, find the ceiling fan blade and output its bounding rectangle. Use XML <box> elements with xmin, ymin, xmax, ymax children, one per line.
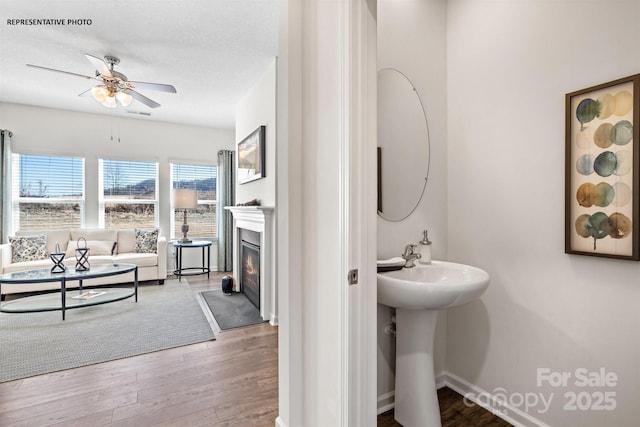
<box><xmin>78</xmin><ymin>88</ymin><xmax>93</xmax><ymax>97</ymax></box>
<box><xmin>129</xmin><ymin>81</ymin><xmax>177</xmax><ymax>93</ymax></box>
<box><xmin>85</xmin><ymin>53</ymin><xmax>112</xmax><ymax>77</ymax></box>
<box><xmin>26</xmin><ymin>64</ymin><xmax>96</xmax><ymax>80</ymax></box>
<box><xmin>127</xmin><ymin>89</ymin><xmax>161</xmax><ymax>108</ymax></box>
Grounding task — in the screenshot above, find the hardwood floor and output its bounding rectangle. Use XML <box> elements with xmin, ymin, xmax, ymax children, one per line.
<box><xmin>377</xmin><ymin>387</ymin><xmax>513</xmax><ymax>426</ymax></box>
<box><xmin>0</xmin><ymin>272</ymin><xmax>279</xmax><ymax>426</ymax></box>
<box><xmin>0</xmin><ymin>272</ymin><xmax>510</xmax><ymax>426</ymax></box>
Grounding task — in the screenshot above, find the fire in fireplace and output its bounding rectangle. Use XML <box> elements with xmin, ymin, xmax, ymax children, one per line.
<box><xmin>240</xmin><ymin>229</ymin><xmax>260</xmax><ymax>309</ymax></box>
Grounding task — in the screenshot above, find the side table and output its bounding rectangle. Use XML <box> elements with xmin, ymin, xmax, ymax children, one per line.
<box><xmin>173</xmin><ymin>240</ymin><xmax>212</xmax><ymax>281</ymax></box>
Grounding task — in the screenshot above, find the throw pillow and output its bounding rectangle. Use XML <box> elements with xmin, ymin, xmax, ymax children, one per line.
<box><xmin>65</xmin><ymin>240</ymin><xmax>116</xmax><ymax>258</ymax></box>
<box><xmin>134</xmin><ymin>228</ymin><xmax>159</xmax><ymax>253</ymax></box>
<box><xmin>9</xmin><ymin>234</ymin><xmax>48</xmax><ymax>263</ymax></box>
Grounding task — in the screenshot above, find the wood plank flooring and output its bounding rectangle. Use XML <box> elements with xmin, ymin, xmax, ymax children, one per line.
<box><xmin>0</xmin><ymin>273</ymin><xmax>278</xmax><ymax>426</ymax></box>
<box><xmin>0</xmin><ymin>272</ymin><xmax>510</xmax><ymax>426</ymax></box>
<box><xmin>377</xmin><ymin>387</ymin><xmax>513</xmax><ymax>426</ymax></box>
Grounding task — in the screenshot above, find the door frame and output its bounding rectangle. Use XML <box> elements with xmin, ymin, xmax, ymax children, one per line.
<box><xmin>275</xmin><ymin>0</ymin><xmax>377</xmax><ymax>425</ymax></box>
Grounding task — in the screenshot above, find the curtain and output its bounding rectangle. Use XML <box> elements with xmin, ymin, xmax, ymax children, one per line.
<box><xmin>0</xmin><ymin>130</ymin><xmax>12</xmax><ymax>243</ymax></box>
<box><xmin>217</xmin><ymin>150</ymin><xmax>235</xmax><ymax>271</ymax></box>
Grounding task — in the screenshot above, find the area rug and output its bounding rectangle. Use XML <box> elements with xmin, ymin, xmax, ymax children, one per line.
<box><xmin>201</xmin><ymin>290</ymin><xmax>265</xmax><ymax>330</ymax></box>
<box><xmin>0</xmin><ymin>279</ymin><xmax>215</xmax><ymax>383</ymax></box>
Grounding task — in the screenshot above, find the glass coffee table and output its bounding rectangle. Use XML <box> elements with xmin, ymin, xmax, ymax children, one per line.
<box><xmin>0</xmin><ymin>263</ymin><xmax>138</xmax><ymax>320</ymax></box>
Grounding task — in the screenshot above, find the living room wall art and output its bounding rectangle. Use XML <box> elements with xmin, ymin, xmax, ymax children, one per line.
<box><xmin>237</xmin><ymin>126</ymin><xmax>266</xmax><ymax>184</ymax></box>
<box><xmin>565</xmin><ymin>74</ymin><xmax>640</xmax><ymax>260</ymax></box>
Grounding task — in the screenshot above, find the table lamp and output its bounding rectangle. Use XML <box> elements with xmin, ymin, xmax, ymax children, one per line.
<box><xmin>174</xmin><ymin>188</ymin><xmax>198</xmax><ymax>243</ymax></box>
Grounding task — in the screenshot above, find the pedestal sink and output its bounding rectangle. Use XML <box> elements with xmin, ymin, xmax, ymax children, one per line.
<box><xmin>377</xmin><ymin>261</ymin><xmax>490</xmax><ymax>427</ymax></box>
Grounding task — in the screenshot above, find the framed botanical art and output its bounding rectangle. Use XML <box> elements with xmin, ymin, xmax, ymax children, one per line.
<box><xmin>237</xmin><ymin>125</ymin><xmax>266</xmax><ymax>184</ymax></box>
<box><xmin>565</xmin><ymin>74</ymin><xmax>640</xmax><ymax>260</ymax></box>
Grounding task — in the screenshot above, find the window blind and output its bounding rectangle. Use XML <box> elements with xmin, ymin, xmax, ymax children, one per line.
<box><xmin>171</xmin><ymin>163</ymin><xmax>217</xmax><ymax>238</ymax></box>
<box><xmin>100</xmin><ymin>159</ymin><xmax>158</xmax><ymax>229</ymax></box>
<box><xmin>102</xmin><ymin>159</ymin><xmax>157</xmax><ymax>200</ymax></box>
<box><xmin>12</xmin><ymin>153</ymin><xmax>84</xmax><ymax>230</ymax></box>
<box><xmin>172</xmin><ymin>163</ymin><xmax>217</xmax><ymax>201</ymax></box>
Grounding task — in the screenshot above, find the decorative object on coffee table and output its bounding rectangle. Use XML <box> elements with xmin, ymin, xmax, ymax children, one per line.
<box><xmin>174</xmin><ymin>188</ymin><xmax>198</xmax><ymax>243</ymax></box>
<box><xmin>50</xmin><ymin>243</ymin><xmax>66</xmax><ymax>273</ymax></box>
<box><xmin>75</xmin><ymin>237</ymin><xmax>90</xmax><ymax>271</ymax></box>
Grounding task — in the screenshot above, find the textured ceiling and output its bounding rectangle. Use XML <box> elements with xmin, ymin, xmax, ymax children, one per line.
<box><xmin>0</xmin><ymin>0</ymin><xmax>279</xmax><ymax>129</ymax></box>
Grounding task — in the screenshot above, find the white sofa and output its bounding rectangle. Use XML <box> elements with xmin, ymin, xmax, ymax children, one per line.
<box><xmin>0</xmin><ymin>228</ymin><xmax>167</xmax><ymax>298</ymax></box>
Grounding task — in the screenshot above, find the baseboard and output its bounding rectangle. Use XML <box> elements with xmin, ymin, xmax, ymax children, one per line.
<box><xmin>435</xmin><ymin>371</ymin><xmax>447</xmax><ymax>389</ymax></box>
<box><xmin>444</xmin><ymin>372</ymin><xmax>549</xmax><ymax>427</ymax></box>
<box><xmin>274</xmin><ymin>416</ymin><xmax>286</xmax><ymax>427</ymax></box>
<box><xmin>376</xmin><ymin>391</ymin><xmax>395</xmax><ymax>415</ymax></box>
<box><xmin>270</xmin><ymin>313</ymin><xmax>279</xmax><ymax>326</ymax></box>
<box><xmin>376</xmin><ymin>371</ymin><xmax>549</xmax><ymax>427</ymax></box>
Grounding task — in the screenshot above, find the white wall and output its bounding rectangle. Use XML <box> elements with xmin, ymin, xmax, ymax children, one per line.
<box><xmin>376</xmin><ymin>0</ymin><xmax>448</xmax><ymax>403</ymax></box>
<box><xmin>0</xmin><ymin>102</ymin><xmax>235</xmax><ymax>271</ymax></box>
<box><xmin>235</xmin><ymin>59</ymin><xmax>277</xmax><ymax>207</ymax></box>
<box><xmin>234</xmin><ymin>59</ymin><xmax>278</xmax><ymax>322</ymax></box>
<box><xmin>447</xmin><ymin>1</ymin><xmax>640</xmax><ymax>425</ymax></box>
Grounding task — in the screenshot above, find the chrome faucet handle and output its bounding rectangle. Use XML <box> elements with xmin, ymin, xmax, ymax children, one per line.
<box><xmin>402</xmin><ymin>244</ymin><xmax>421</xmax><ymax>268</ymax></box>
<box><xmin>403</xmin><ymin>244</ymin><xmax>417</xmax><ymax>257</ymax></box>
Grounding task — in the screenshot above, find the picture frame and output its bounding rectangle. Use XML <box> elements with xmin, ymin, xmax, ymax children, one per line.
<box><xmin>565</xmin><ymin>74</ymin><xmax>640</xmax><ymax>260</ymax></box>
<box><xmin>237</xmin><ymin>125</ymin><xmax>266</xmax><ymax>184</ymax></box>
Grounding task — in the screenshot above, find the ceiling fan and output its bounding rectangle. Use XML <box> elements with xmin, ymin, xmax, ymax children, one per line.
<box><xmin>26</xmin><ymin>54</ymin><xmax>177</xmax><ymax>109</ymax></box>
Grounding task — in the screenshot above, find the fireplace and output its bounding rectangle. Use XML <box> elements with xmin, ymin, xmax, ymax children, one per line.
<box><xmin>239</xmin><ymin>229</ymin><xmax>261</xmax><ymax>309</ymax></box>
<box><xmin>225</xmin><ymin>206</ymin><xmax>275</xmax><ymax>324</ymax></box>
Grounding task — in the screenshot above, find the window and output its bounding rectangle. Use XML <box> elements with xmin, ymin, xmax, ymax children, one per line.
<box><xmin>100</xmin><ymin>159</ymin><xmax>158</xmax><ymax>229</ymax></box>
<box><xmin>11</xmin><ymin>153</ymin><xmax>84</xmax><ymax>231</ymax></box>
<box><xmin>171</xmin><ymin>163</ymin><xmax>217</xmax><ymax>239</ymax></box>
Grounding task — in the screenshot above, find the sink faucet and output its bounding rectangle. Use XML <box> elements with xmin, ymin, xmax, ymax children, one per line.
<box><xmin>402</xmin><ymin>244</ymin><xmax>421</xmax><ymax>268</ymax></box>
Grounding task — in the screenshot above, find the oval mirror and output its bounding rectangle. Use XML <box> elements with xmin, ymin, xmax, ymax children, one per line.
<box><xmin>377</xmin><ymin>68</ymin><xmax>430</xmax><ymax>222</ymax></box>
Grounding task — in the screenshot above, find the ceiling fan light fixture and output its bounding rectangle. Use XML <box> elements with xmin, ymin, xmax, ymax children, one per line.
<box><xmin>115</xmin><ymin>91</ymin><xmax>133</xmax><ymax>107</ymax></box>
<box><xmin>29</xmin><ymin>54</ymin><xmax>175</xmax><ymax>110</ymax></box>
<box><xmin>101</xmin><ymin>94</ymin><xmax>117</xmax><ymax>109</ymax></box>
<box><xmin>91</xmin><ymin>85</ymin><xmax>109</xmax><ymax>102</ymax></box>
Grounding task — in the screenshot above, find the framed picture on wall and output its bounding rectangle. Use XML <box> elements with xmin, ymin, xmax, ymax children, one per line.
<box><xmin>237</xmin><ymin>125</ymin><xmax>266</xmax><ymax>184</ymax></box>
<box><xmin>565</xmin><ymin>74</ymin><xmax>640</xmax><ymax>260</ymax></box>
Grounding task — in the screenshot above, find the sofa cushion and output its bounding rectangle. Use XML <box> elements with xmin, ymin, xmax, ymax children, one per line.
<box><xmin>15</xmin><ymin>229</ymin><xmax>71</xmax><ymax>256</ymax></box>
<box><xmin>3</xmin><ymin>258</ymin><xmax>53</xmax><ymax>273</ymax></box>
<box><xmin>9</xmin><ymin>234</ymin><xmax>47</xmax><ymax>263</ymax></box>
<box><xmin>65</xmin><ymin>240</ymin><xmax>116</xmax><ymax>258</ymax></box>
<box><xmin>85</xmin><ymin>255</ymin><xmax>116</xmax><ymax>266</ymax></box>
<box><xmin>134</xmin><ymin>228</ymin><xmax>159</xmax><ymax>253</ymax></box>
<box><xmin>113</xmin><ymin>253</ymin><xmax>158</xmax><ymax>267</ymax></box>
<box><xmin>117</xmin><ymin>229</ymin><xmax>136</xmax><ymax>254</ymax></box>
<box><xmin>71</xmin><ymin>229</ymin><xmax>119</xmax><ymax>243</ymax></box>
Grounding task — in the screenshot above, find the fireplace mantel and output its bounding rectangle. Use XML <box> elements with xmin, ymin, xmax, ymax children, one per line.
<box><xmin>225</xmin><ymin>206</ymin><xmax>274</xmax><ymax>224</ymax></box>
<box><xmin>224</xmin><ymin>206</ymin><xmax>276</xmax><ymax>325</ymax></box>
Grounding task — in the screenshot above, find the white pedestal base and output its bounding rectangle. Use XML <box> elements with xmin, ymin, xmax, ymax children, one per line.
<box><xmin>394</xmin><ymin>308</ymin><xmax>441</xmax><ymax>427</ymax></box>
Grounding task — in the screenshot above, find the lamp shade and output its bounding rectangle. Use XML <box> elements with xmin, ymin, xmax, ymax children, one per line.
<box><xmin>101</xmin><ymin>95</ymin><xmax>117</xmax><ymax>109</ymax></box>
<box><xmin>91</xmin><ymin>85</ymin><xmax>109</xmax><ymax>102</ymax></box>
<box><xmin>174</xmin><ymin>188</ymin><xmax>198</xmax><ymax>209</ymax></box>
<box><xmin>116</xmin><ymin>91</ymin><xmax>133</xmax><ymax>107</ymax></box>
